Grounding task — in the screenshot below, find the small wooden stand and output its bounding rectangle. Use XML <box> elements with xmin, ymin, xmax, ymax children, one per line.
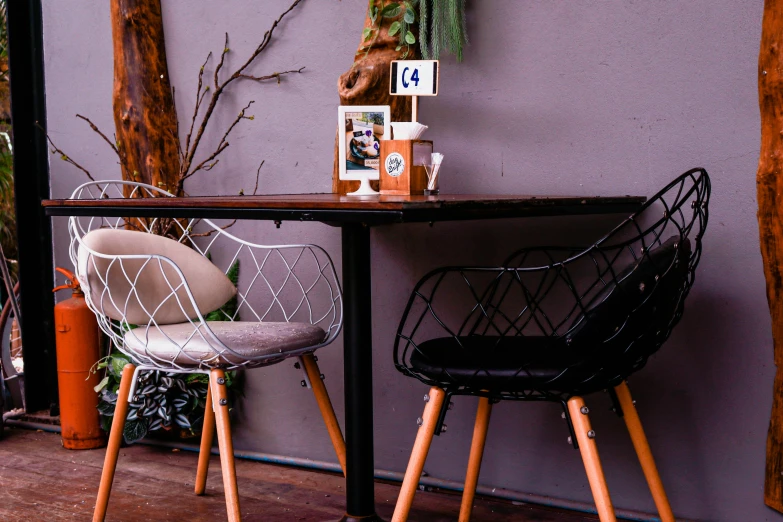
<box><xmin>379</xmin><ymin>139</ymin><xmax>433</xmax><ymax>195</ymax></box>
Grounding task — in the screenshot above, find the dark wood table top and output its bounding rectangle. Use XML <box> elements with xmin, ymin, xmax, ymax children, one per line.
<box><xmin>43</xmin><ymin>192</ymin><xmax>646</xmax><ymax>225</ymax></box>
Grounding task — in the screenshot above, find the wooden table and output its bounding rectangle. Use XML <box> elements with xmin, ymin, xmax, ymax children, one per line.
<box><xmin>43</xmin><ymin>192</ymin><xmax>645</xmax><ymax>521</ymax></box>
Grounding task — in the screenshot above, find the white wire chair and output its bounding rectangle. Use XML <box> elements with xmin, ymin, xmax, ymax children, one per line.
<box><xmin>68</xmin><ymin>180</ymin><xmax>345</xmax><ymax>522</ymax></box>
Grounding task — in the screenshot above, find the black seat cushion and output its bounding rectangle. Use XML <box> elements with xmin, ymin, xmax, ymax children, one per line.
<box><xmin>408</xmin><ymin>236</ymin><xmax>690</xmax><ymax>395</ymax></box>
<box><xmin>410</xmin><ymin>335</ymin><xmax>591</xmax><ymax>392</ymax></box>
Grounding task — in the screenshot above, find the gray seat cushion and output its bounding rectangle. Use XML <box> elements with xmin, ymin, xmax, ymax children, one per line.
<box><xmin>124</xmin><ymin>321</ymin><xmax>326</xmax><ymax>367</ymax></box>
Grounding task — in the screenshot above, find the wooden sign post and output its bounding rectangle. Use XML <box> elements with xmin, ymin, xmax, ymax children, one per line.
<box><xmin>390</xmin><ymin>60</ymin><xmax>439</xmax><ymax>122</ymax></box>
<box><xmin>380</xmin><ymin>60</ymin><xmax>439</xmax><ymax>195</ymax></box>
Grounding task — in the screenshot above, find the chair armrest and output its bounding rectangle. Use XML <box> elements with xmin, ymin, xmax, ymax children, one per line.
<box><xmin>191</xmin><ymin>224</ymin><xmax>344</xmax><ymax>347</ymax></box>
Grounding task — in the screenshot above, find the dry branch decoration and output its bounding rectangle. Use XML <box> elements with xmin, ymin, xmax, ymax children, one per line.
<box><xmin>49</xmin><ymin>0</ymin><xmax>306</xmax><ymax>210</ymax></box>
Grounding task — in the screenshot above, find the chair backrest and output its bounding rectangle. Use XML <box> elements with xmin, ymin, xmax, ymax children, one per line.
<box><xmin>394</xmin><ymin>168</ymin><xmax>710</xmax><ymax>397</ymax></box>
<box><xmin>78</xmin><ymin>228</ymin><xmax>236</xmax><ymax>325</ymax></box>
<box><xmin>68</xmin><ymin>180</ymin><xmax>343</xmax><ymax>370</ymax></box>
<box><xmin>565</xmin><ymin>235</ymin><xmax>690</xmax><ymax>358</ymax></box>
<box><xmin>503</xmin><ymin>168</ymin><xmax>709</xmax><ymax>384</ymax></box>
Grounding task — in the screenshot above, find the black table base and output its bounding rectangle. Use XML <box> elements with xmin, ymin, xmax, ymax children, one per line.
<box><xmin>341</xmin><ymin>224</ymin><xmax>382</xmax><ymax>521</ymax></box>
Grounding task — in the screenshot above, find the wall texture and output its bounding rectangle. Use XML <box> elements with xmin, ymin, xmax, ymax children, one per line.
<box><xmin>43</xmin><ymin>1</ymin><xmax>769</xmax><ymax>520</ymax></box>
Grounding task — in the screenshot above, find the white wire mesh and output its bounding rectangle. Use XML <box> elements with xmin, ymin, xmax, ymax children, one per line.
<box><xmin>68</xmin><ymin>180</ymin><xmax>343</xmax><ymax>371</ymax></box>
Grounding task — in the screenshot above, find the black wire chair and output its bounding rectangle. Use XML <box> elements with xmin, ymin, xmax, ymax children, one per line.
<box><xmin>391</xmin><ymin>168</ymin><xmax>710</xmax><ymax>522</ymax></box>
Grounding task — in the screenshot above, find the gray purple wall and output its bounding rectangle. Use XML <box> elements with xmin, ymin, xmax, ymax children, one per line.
<box><xmin>43</xmin><ymin>1</ymin><xmax>769</xmax><ymax>520</ymax></box>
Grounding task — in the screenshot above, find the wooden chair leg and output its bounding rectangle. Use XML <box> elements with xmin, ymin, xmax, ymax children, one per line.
<box><xmin>458</xmin><ymin>397</ymin><xmax>492</xmax><ymax>522</ymax></box>
<box><xmin>210</xmin><ymin>369</ymin><xmax>241</xmax><ymax>522</ymax></box>
<box><xmin>614</xmin><ymin>381</ymin><xmax>675</xmax><ymax>522</ymax></box>
<box><xmin>392</xmin><ymin>386</ymin><xmax>447</xmax><ymax>522</ymax></box>
<box><xmin>301</xmin><ymin>354</ymin><xmax>347</xmax><ymax>476</ymax></box>
<box><xmin>567</xmin><ymin>396</ymin><xmax>617</xmax><ymax>522</ymax></box>
<box><xmin>93</xmin><ymin>363</ymin><xmax>136</xmax><ymax>522</ymax></box>
<box><xmin>195</xmin><ymin>381</ymin><xmax>216</xmax><ymax>495</ymax></box>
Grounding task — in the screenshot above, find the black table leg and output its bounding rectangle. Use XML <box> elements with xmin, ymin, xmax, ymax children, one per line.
<box><xmin>340</xmin><ymin>224</ymin><xmax>382</xmax><ymax>521</ymax></box>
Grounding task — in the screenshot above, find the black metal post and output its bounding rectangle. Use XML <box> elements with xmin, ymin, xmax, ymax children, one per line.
<box><xmin>7</xmin><ymin>0</ymin><xmax>56</xmax><ymax>411</ymax></box>
<box><xmin>340</xmin><ymin>224</ymin><xmax>381</xmax><ymax>521</ymax></box>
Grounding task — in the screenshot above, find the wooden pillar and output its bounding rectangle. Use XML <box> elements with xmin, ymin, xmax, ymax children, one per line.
<box><xmin>758</xmin><ymin>0</ymin><xmax>783</xmax><ymax>512</ymax></box>
<box><xmin>110</xmin><ymin>0</ymin><xmax>181</xmax><ymax>194</ymax></box>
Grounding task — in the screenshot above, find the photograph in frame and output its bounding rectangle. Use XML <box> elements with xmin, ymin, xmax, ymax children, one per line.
<box><xmin>338</xmin><ymin>105</ymin><xmax>391</xmax><ymax>181</ymax></box>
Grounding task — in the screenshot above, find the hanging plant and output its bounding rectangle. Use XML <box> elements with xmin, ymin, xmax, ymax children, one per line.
<box><xmin>362</xmin><ymin>1</ymin><xmax>420</xmax><ymax>59</ymax></box>
<box><xmin>361</xmin><ymin>0</ymin><xmax>468</xmax><ymax>62</ymax></box>
<box><xmin>418</xmin><ymin>0</ymin><xmax>468</xmax><ymax>62</ymax></box>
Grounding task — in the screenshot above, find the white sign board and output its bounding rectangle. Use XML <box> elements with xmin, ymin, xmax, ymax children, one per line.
<box><xmin>390</xmin><ymin>60</ymin><xmax>439</xmax><ymax>96</ymax></box>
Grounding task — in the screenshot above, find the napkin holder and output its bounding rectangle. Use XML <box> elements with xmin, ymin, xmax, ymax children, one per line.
<box><xmin>379</xmin><ymin>140</ymin><xmax>433</xmax><ymax>196</ymax></box>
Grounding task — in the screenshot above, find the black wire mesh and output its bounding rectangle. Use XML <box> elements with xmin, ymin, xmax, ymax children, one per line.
<box><xmin>394</xmin><ymin>168</ymin><xmax>710</xmax><ymax>401</ymax></box>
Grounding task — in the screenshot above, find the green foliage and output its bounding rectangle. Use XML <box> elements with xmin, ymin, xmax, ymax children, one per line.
<box><xmin>95</xmin><ymin>355</ymin><xmax>243</xmax><ymax>444</ymax></box>
<box><xmin>362</xmin><ymin>1</ymin><xmax>419</xmax><ymax>59</ymax></box>
<box><xmin>0</xmin><ymin>0</ymin><xmax>7</xmax><ymax>79</ymax></box>
<box><xmin>419</xmin><ymin>0</ymin><xmax>468</xmax><ymax>62</ymax></box>
<box><xmin>0</xmin><ymin>1</ymin><xmax>13</xmax><ymax>276</ymax></box>
<box><xmin>205</xmin><ymin>260</ymin><xmax>239</xmax><ymax>321</ymax></box>
<box><xmin>361</xmin><ymin>0</ymin><xmax>468</xmax><ymax>62</ymax></box>
<box><xmin>0</xmin><ymin>132</ymin><xmax>15</xmax><ymax>271</ymax></box>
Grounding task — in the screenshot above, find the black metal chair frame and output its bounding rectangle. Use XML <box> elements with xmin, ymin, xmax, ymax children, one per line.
<box><xmin>391</xmin><ymin>168</ymin><xmax>710</xmax><ymax>522</ymax></box>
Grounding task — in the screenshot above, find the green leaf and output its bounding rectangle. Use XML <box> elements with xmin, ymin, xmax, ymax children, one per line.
<box><xmin>205</xmin><ymin>260</ymin><xmax>240</xmax><ymax>321</ymax></box>
<box><xmin>97</xmin><ymin>400</ymin><xmax>115</xmax><ymax>417</ymax></box>
<box><xmin>363</xmin><ymin>27</ymin><xmax>373</xmax><ymax>41</ymax></box>
<box><xmin>123</xmin><ymin>418</ymin><xmax>148</xmax><ymax>444</ymax></box>
<box><xmin>396</xmin><ymin>45</ymin><xmax>402</xmax><ymax>51</ymax></box>
<box><xmin>109</xmin><ymin>355</ymin><xmax>131</xmax><ymax>378</ymax></box>
<box><xmin>404</xmin><ymin>8</ymin><xmax>415</xmax><ymax>24</ymax></box>
<box><xmin>185</xmin><ymin>374</ymin><xmax>209</xmax><ymax>385</ymax></box>
<box><xmin>94</xmin><ymin>376</ymin><xmax>109</xmax><ymax>393</ymax></box>
<box><xmin>381</xmin><ymin>3</ymin><xmax>401</xmax><ymax>17</ymax></box>
<box><xmin>405</xmin><ymin>31</ymin><xmax>416</xmax><ymax>45</ymax></box>
<box><xmin>226</xmin><ymin>260</ymin><xmax>240</xmax><ymax>285</ymax></box>
<box><xmin>388</xmin><ymin>21</ymin><xmax>401</xmax><ymax>37</ymax></box>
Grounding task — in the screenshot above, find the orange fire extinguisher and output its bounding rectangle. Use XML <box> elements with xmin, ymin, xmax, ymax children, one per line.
<box><xmin>53</xmin><ymin>267</ymin><xmax>107</xmax><ymax>450</ymax></box>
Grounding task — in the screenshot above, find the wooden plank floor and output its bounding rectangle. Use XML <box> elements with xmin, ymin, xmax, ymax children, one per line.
<box><xmin>0</xmin><ymin>427</ymin><xmax>602</xmax><ymax>521</ymax></box>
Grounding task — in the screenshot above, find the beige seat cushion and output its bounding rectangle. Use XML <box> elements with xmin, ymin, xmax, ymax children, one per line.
<box><xmin>123</xmin><ymin>321</ymin><xmax>326</xmax><ymax>367</ymax></box>
<box><xmin>77</xmin><ymin>229</ymin><xmax>236</xmax><ymax>325</ymax></box>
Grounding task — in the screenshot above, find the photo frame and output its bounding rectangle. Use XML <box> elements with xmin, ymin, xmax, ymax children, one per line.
<box><xmin>338</xmin><ymin>105</ymin><xmax>391</xmax><ymax>196</ymax></box>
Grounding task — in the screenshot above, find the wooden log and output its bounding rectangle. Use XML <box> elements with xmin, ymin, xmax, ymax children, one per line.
<box><xmin>110</xmin><ymin>0</ymin><xmax>181</xmax><ymax>195</ymax></box>
<box><xmin>759</xmin><ymin>0</ymin><xmax>783</xmax><ymax>512</ymax></box>
<box><xmin>332</xmin><ymin>1</ymin><xmax>418</xmax><ymax>195</ymax></box>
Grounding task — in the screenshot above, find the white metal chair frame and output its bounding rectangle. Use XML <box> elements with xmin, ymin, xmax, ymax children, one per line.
<box><xmin>68</xmin><ymin>181</ymin><xmax>346</xmax><ymax>522</ymax></box>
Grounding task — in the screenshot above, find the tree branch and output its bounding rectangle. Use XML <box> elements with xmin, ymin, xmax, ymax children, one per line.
<box><xmin>214</xmin><ymin>33</ymin><xmax>229</xmax><ymax>90</ymax></box>
<box><xmin>184</xmin><ymin>51</ymin><xmax>212</xmax><ymax>160</ymax></box>
<box><xmin>171</xmin><ymin>86</ymin><xmax>184</xmax><ymax>164</ymax></box>
<box><xmin>76</xmin><ymin>114</ymin><xmax>119</xmax><ymax>157</ymax></box>
<box><xmin>253</xmin><ymin>160</ymin><xmax>263</xmax><ymax>195</ymax></box>
<box><xmin>181</xmin><ymin>98</ymin><xmax>255</xmax><ymax>189</ymax></box>
<box><xmin>239</xmin><ymin>160</ymin><xmax>265</xmax><ymax>196</ymax></box>
<box><xmin>237</xmin><ymin>66</ymin><xmax>305</xmax><ymax>84</ymax></box>
<box><xmin>232</xmin><ymin>0</ymin><xmax>305</xmax><ymax>80</ymax></box>
<box><xmin>40</xmin><ymin>126</ymin><xmax>95</xmax><ymax>181</ymax></box>
<box><xmin>180</xmin><ymin>0</ymin><xmax>305</xmax><ymax>183</ymax></box>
